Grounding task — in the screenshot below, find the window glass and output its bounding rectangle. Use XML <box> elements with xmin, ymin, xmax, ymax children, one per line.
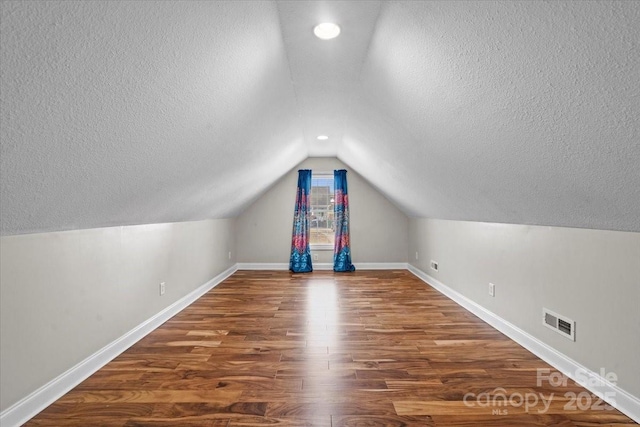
<box><xmin>310</xmin><ymin>175</ymin><xmax>334</xmax><ymax>246</ymax></box>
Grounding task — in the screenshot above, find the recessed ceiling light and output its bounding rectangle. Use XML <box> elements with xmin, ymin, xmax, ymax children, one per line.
<box><xmin>313</xmin><ymin>23</ymin><xmax>340</xmax><ymax>40</ymax></box>
<box><xmin>317</xmin><ymin>135</ymin><xmax>329</xmax><ymax>140</ymax></box>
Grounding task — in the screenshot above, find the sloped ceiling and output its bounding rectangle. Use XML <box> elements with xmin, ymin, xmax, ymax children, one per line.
<box><xmin>1</xmin><ymin>1</ymin><xmax>639</xmax><ymax>236</ymax></box>
<box><xmin>0</xmin><ymin>1</ymin><xmax>306</xmax><ymax>235</ymax></box>
<box><xmin>339</xmin><ymin>1</ymin><xmax>640</xmax><ymax>232</ymax></box>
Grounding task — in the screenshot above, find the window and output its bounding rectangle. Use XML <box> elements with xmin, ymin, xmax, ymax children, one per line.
<box><xmin>310</xmin><ymin>174</ymin><xmax>334</xmax><ymax>248</ymax></box>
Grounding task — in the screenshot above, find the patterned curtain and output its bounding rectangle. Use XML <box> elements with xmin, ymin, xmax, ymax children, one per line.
<box><xmin>289</xmin><ymin>169</ymin><xmax>313</xmax><ymax>273</ymax></box>
<box><xmin>333</xmin><ymin>169</ymin><xmax>355</xmax><ymax>272</ymax></box>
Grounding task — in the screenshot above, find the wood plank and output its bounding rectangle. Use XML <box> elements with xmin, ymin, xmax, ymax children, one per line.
<box><xmin>25</xmin><ymin>270</ymin><xmax>637</xmax><ymax>426</ymax></box>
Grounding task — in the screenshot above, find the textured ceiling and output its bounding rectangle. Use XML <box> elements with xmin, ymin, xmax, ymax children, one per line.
<box><xmin>277</xmin><ymin>1</ymin><xmax>381</xmax><ymax>157</ymax></box>
<box><xmin>1</xmin><ymin>0</ymin><xmax>639</xmax><ymax>235</ymax></box>
<box><xmin>339</xmin><ymin>0</ymin><xmax>640</xmax><ymax>232</ymax></box>
<box><xmin>0</xmin><ymin>1</ymin><xmax>306</xmax><ymax>235</ymax></box>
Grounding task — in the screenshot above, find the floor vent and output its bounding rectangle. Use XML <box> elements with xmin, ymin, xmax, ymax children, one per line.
<box><xmin>543</xmin><ymin>308</ymin><xmax>575</xmax><ymax>341</ymax></box>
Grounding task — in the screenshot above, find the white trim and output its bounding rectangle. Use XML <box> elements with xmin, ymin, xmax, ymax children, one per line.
<box><xmin>237</xmin><ymin>263</ymin><xmax>289</xmax><ymax>270</ymax></box>
<box><xmin>356</xmin><ymin>262</ymin><xmax>408</xmax><ymax>270</ymax></box>
<box><xmin>0</xmin><ymin>264</ymin><xmax>238</xmax><ymax>427</ymax></box>
<box><xmin>8</xmin><ymin>262</ymin><xmax>636</xmax><ymax>425</ymax></box>
<box><xmin>313</xmin><ymin>263</ymin><xmax>334</xmax><ymax>270</ymax></box>
<box><xmin>407</xmin><ymin>263</ymin><xmax>640</xmax><ymax>424</ymax></box>
<box><xmin>236</xmin><ymin>262</ymin><xmax>408</xmax><ymax>271</ymax></box>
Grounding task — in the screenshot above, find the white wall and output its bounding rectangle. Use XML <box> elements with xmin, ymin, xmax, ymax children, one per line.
<box><xmin>237</xmin><ymin>157</ymin><xmax>409</xmax><ymax>264</ymax></box>
<box><xmin>409</xmin><ymin>218</ymin><xmax>640</xmax><ymax>398</ymax></box>
<box><xmin>0</xmin><ymin>218</ymin><xmax>236</xmax><ymax>411</ymax></box>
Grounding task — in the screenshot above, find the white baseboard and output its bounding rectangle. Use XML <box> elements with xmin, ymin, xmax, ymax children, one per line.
<box><xmin>0</xmin><ymin>264</ymin><xmax>238</xmax><ymax>427</ymax></box>
<box><xmin>7</xmin><ymin>263</ymin><xmax>636</xmax><ymax>425</ymax></box>
<box><xmin>312</xmin><ymin>263</ymin><xmax>333</xmax><ymax>270</ymax></box>
<box><xmin>407</xmin><ymin>264</ymin><xmax>640</xmax><ymax>424</ymax></box>
<box><xmin>356</xmin><ymin>262</ymin><xmax>408</xmax><ymax>270</ymax></box>
<box><xmin>237</xmin><ymin>262</ymin><xmax>289</xmax><ymax>270</ymax></box>
<box><xmin>236</xmin><ymin>262</ymin><xmax>408</xmax><ymax>271</ymax></box>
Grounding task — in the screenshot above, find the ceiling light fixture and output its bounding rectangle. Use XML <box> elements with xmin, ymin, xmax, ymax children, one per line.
<box><xmin>313</xmin><ymin>23</ymin><xmax>340</xmax><ymax>40</ymax></box>
<box><xmin>317</xmin><ymin>135</ymin><xmax>329</xmax><ymax>140</ymax></box>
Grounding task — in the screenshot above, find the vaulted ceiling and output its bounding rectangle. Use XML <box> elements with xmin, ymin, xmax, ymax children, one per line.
<box><xmin>1</xmin><ymin>0</ymin><xmax>639</xmax><ymax>236</ymax></box>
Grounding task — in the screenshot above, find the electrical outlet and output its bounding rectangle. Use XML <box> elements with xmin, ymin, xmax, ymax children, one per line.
<box><xmin>228</xmin><ymin>251</ymin><xmax>232</xmax><ymax>260</ymax></box>
<box><xmin>489</xmin><ymin>283</ymin><xmax>495</xmax><ymax>297</ymax></box>
<box><xmin>160</xmin><ymin>282</ymin><xmax>166</xmax><ymax>296</ymax></box>
<box><xmin>313</xmin><ymin>253</ymin><xmax>319</xmax><ymax>261</ymax></box>
<box><xmin>415</xmin><ymin>251</ymin><xmax>419</xmax><ymax>260</ymax></box>
<box><xmin>430</xmin><ymin>260</ymin><xmax>438</xmax><ymax>271</ymax></box>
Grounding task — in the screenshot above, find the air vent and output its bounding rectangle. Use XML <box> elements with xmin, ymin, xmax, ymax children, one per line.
<box><xmin>544</xmin><ymin>311</ymin><xmax>557</xmax><ymax>328</ymax></box>
<box><xmin>543</xmin><ymin>308</ymin><xmax>575</xmax><ymax>341</ymax></box>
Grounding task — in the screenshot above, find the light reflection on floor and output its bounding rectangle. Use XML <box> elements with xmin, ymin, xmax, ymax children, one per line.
<box><xmin>304</xmin><ymin>278</ymin><xmax>340</xmax><ymax>406</ymax></box>
<box><xmin>306</xmin><ymin>278</ymin><xmax>339</xmax><ymax>346</ymax></box>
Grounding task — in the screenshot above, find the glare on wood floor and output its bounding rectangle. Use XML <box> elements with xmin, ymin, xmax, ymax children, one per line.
<box><xmin>26</xmin><ymin>270</ymin><xmax>636</xmax><ymax>426</ymax></box>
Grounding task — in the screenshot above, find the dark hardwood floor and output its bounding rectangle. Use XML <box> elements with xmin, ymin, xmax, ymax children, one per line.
<box><xmin>26</xmin><ymin>270</ymin><xmax>637</xmax><ymax>426</ymax></box>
